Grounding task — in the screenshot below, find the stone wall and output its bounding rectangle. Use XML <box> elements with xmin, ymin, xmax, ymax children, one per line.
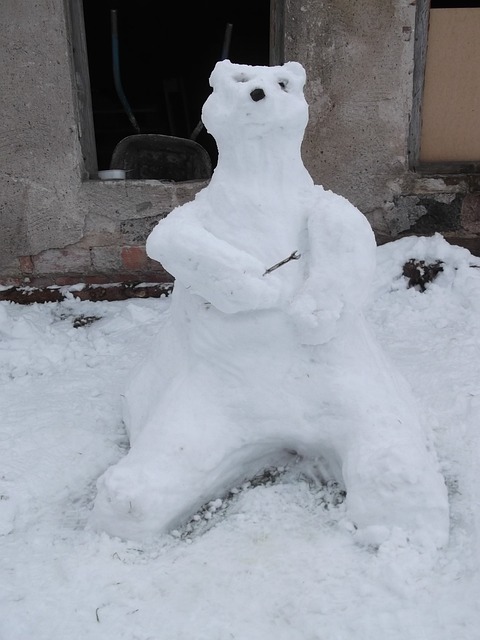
<box><xmin>4</xmin><ymin>179</ymin><xmax>206</xmax><ymax>287</ymax></box>
<box><xmin>2</xmin><ymin>0</ymin><xmax>480</xmax><ymax>289</ymax></box>
<box><xmin>0</xmin><ymin>0</ymin><xmax>84</xmax><ymax>273</ymax></box>
<box><xmin>0</xmin><ymin>0</ymin><xmax>206</xmax><ymax>287</ymax></box>
<box><xmin>285</xmin><ymin>0</ymin><xmax>480</xmax><ymax>250</ymax></box>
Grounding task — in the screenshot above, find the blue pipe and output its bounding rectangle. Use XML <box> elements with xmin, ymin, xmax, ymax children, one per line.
<box><xmin>111</xmin><ymin>10</ymin><xmax>141</xmax><ymax>134</ymax></box>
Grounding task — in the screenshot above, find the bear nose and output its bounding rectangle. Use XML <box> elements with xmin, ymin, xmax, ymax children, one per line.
<box><xmin>250</xmin><ymin>88</ymin><xmax>266</xmax><ymax>102</ymax></box>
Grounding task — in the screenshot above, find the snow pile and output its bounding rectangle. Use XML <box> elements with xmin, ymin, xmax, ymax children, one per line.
<box><xmin>90</xmin><ymin>61</ymin><xmax>448</xmax><ymax>547</ymax></box>
<box><xmin>1</xmin><ymin>234</ymin><xmax>480</xmax><ymax>638</ymax></box>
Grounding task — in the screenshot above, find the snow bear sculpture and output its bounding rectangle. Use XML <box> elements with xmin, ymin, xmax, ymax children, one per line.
<box><xmin>91</xmin><ymin>60</ymin><xmax>449</xmax><ymax>547</ymax></box>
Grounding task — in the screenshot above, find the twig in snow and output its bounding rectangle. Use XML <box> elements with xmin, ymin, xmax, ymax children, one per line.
<box><xmin>263</xmin><ymin>251</ymin><xmax>301</xmax><ymax>276</ymax></box>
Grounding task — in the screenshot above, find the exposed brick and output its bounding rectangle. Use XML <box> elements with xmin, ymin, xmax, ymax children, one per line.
<box><xmin>0</xmin><ymin>276</ymin><xmax>24</xmax><ymax>287</ymax></box>
<box><xmin>121</xmin><ymin>246</ymin><xmax>149</xmax><ymax>271</ymax></box>
<box><xmin>19</xmin><ymin>255</ymin><xmax>34</xmax><ymax>274</ymax></box>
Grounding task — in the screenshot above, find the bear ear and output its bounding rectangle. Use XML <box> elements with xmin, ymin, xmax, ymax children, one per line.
<box><xmin>209</xmin><ymin>59</ymin><xmax>234</xmax><ymax>89</ymax></box>
<box><xmin>283</xmin><ymin>61</ymin><xmax>306</xmax><ymax>86</ymax></box>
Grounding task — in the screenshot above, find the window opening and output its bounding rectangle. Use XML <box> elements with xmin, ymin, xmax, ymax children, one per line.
<box><xmin>411</xmin><ymin>0</ymin><xmax>480</xmax><ymax>172</ymax></box>
<box><xmin>81</xmin><ymin>0</ymin><xmax>271</xmax><ymax>179</ymax></box>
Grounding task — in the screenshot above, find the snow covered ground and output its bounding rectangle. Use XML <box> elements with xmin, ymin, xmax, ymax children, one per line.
<box><xmin>1</xmin><ymin>233</ymin><xmax>480</xmax><ymax>640</ymax></box>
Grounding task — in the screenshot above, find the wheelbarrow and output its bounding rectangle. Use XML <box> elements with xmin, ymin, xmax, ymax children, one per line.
<box><xmin>109</xmin><ymin>134</ymin><xmax>212</xmax><ymax>182</ymax></box>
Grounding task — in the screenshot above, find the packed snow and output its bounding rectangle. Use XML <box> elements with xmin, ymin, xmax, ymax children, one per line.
<box><xmin>2</xmin><ymin>60</ymin><xmax>480</xmax><ymax>637</ymax></box>
<box><xmin>92</xmin><ymin>61</ymin><xmax>448</xmax><ymax>547</ymax></box>
<box><xmin>1</xmin><ymin>234</ymin><xmax>480</xmax><ymax>639</ymax></box>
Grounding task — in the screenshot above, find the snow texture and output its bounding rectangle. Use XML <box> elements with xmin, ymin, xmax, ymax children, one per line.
<box><xmin>91</xmin><ymin>60</ymin><xmax>449</xmax><ymax>548</ymax></box>
<box><xmin>2</xmin><ymin>234</ymin><xmax>480</xmax><ymax>639</ymax></box>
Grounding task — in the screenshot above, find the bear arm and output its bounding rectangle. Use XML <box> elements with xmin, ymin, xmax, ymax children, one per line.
<box><xmin>303</xmin><ymin>194</ymin><xmax>377</xmax><ymax>316</ymax></box>
<box><xmin>147</xmin><ymin>207</ymin><xmax>281</xmax><ymax>313</ymax></box>
<box><xmin>287</xmin><ymin>201</ymin><xmax>375</xmax><ymax>345</ymax></box>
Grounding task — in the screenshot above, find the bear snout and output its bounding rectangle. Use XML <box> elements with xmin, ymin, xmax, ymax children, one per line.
<box><xmin>250</xmin><ymin>88</ymin><xmax>266</xmax><ymax>102</ymax></box>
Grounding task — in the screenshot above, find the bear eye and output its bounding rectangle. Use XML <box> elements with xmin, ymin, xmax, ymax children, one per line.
<box><xmin>278</xmin><ymin>80</ymin><xmax>288</xmax><ymax>91</ymax></box>
<box><xmin>234</xmin><ymin>73</ymin><xmax>250</xmax><ymax>83</ymax></box>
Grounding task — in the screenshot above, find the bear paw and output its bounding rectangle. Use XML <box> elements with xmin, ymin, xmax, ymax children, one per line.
<box><xmin>96</xmin><ymin>465</ymin><xmax>149</xmax><ymax>517</ymax></box>
<box><xmin>287</xmin><ymin>292</ymin><xmax>342</xmax><ymax>345</ymax></box>
<box><xmin>90</xmin><ymin>464</ymin><xmax>158</xmax><ymax>539</ymax></box>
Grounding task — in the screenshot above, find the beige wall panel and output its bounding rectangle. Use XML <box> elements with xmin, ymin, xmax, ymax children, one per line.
<box><xmin>420</xmin><ymin>8</ymin><xmax>480</xmax><ymax>162</ymax></box>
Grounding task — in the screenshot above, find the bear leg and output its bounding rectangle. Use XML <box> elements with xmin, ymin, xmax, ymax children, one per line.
<box><xmin>90</xmin><ymin>390</ymin><xmax>291</xmax><ymax>541</ymax></box>
<box><xmin>341</xmin><ymin>426</ymin><xmax>449</xmax><ymax>548</ymax></box>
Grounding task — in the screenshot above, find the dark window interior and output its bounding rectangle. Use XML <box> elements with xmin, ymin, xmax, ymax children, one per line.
<box><xmin>82</xmin><ymin>1</ymin><xmax>270</xmax><ymax>172</ymax></box>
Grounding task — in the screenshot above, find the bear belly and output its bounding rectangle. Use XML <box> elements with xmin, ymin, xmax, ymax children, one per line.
<box><xmin>172</xmin><ymin>284</ymin><xmax>301</xmax><ymax>364</ymax></box>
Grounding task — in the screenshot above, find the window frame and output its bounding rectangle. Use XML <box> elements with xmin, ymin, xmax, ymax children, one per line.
<box><xmin>409</xmin><ymin>0</ymin><xmax>480</xmax><ymax>174</ymax></box>
<box><xmin>67</xmin><ymin>0</ymin><xmax>285</xmax><ymax>181</ymax></box>
<box><xmin>66</xmin><ymin>0</ymin><xmax>98</xmax><ymax>178</ymax></box>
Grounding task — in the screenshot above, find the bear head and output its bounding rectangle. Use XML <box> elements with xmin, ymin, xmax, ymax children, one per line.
<box><xmin>201</xmin><ymin>60</ymin><xmax>309</xmax><ymax>147</ymax></box>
